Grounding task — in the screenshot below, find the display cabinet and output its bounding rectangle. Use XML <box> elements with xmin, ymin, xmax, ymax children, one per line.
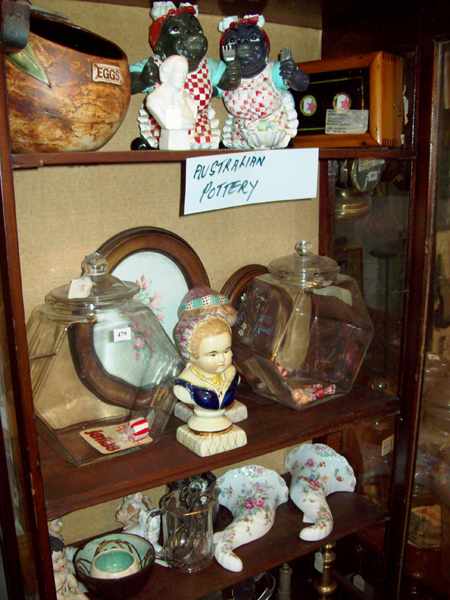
<box><xmin>0</xmin><ymin>1</ymin><xmax>447</xmax><ymax>600</ymax></box>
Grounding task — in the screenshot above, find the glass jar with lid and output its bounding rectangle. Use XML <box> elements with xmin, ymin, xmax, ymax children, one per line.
<box><xmin>233</xmin><ymin>241</ymin><xmax>373</xmax><ymax>409</ymax></box>
<box><xmin>26</xmin><ymin>252</ymin><xmax>183</xmax><ymax>465</ymax></box>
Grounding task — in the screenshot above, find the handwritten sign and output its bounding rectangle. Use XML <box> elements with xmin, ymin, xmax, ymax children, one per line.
<box><xmin>183</xmin><ymin>148</ymin><xmax>318</xmax><ymax>215</ymax></box>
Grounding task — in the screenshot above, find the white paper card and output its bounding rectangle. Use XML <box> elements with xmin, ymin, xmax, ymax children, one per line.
<box><xmin>183</xmin><ymin>148</ymin><xmax>318</xmax><ymax>215</ymax></box>
<box><xmin>68</xmin><ymin>277</ymin><xmax>93</xmax><ymax>299</ymax></box>
<box><xmin>381</xmin><ymin>434</ymin><xmax>395</xmax><ymax>456</ymax></box>
<box><xmin>113</xmin><ymin>327</ymin><xmax>132</xmax><ymax>343</ymax></box>
<box><xmin>325</xmin><ymin>109</ymin><xmax>369</xmax><ymax>134</ymax></box>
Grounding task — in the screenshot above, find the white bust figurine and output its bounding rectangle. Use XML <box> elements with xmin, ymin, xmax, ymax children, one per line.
<box><xmin>145</xmin><ymin>55</ymin><xmax>197</xmax><ymax>150</ymax></box>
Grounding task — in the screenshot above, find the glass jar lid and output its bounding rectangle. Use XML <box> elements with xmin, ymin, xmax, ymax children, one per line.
<box><xmin>45</xmin><ymin>252</ymin><xmax>139</xmax><ymax>314</ymax></box>
<box><xmin>267</xmin><ymin>240</ymin><xmax>340</xmax><ymax>288</ymax></box>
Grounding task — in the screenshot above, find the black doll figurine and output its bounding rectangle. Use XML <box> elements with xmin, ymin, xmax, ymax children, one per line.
<box><xmin>217</xmin><ymin>14</ymin><xmax>309</xmax><ymax>149</ymax></box>
<box><xmin>130</xmin><ymin>1</ymin><xmax>241</xmax><ymax>150</ymax></box>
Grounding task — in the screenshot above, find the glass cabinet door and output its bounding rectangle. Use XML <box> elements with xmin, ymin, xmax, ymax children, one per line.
<box><xmin>325</xmin><ymin>157</ymin><xmax>411</xmax><ymax>514</ymax></box>
<box><xmin>327</xmin><ymin>157</ymin><xmax>411</xmax><ymax>396</ymax></box>
<box><xmin>402</xmin><ymin>38</ymin><xmax>450</xmax><ymax>597</ymax></box>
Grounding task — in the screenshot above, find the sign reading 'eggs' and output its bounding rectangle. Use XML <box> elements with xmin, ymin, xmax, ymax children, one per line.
<box><xmin>92</xmin><ymin>63</ymin><xmax>123</xmax><ymax>86</ymax></box>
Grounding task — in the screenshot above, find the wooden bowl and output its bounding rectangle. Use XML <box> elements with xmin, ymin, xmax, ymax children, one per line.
<box><xmin>73</xmin><ymin>533</ymin><xmax>155</xmax><ymax>599</ymax></box>
<box><xmin>6</xmin><ymin>12</ymin><xmax>131</xmax><ymax>153</ymax></box>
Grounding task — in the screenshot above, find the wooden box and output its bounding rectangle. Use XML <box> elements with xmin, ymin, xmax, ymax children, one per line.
<box><xmin>293</xmin><ymin>51</ymin><xmax>404</xmax><ymax>148</ymax></box>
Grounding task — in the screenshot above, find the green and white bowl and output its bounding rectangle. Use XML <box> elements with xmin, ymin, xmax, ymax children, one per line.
<box><xmin>74</xmin><ymin>533</ymin><xmax>154</xmax><ymax>599</ymax></box>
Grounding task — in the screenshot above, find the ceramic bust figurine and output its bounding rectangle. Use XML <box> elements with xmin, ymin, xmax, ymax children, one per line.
<box><xmin>145</xmin><ymin>55</ymin><xmax>197</xmax><ymax>150</ymax></box>
<box><xmin>173</xmin><ymin>287</ymin><xmax>248</xmax><ymax>426</ymax></box>
<box><xmin>217</xmin><ymin>14</ymin><xmax>309</xmax><ymax>149</ymax></box>
<box><xmin>173</xmin><ymin>289</ymin><xmax>247</xmax><ymax>457</ymax></box>
<box><xmin>130</xmin><ymin>1</ymin><xmax>241</xmax><ymax>150</ymax></box>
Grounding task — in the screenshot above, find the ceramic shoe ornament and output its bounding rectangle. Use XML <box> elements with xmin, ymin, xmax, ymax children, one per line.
<box><xmin>218</xmin><ymin>14</ymin><xmax>309</xmax><ymax>149</ymax></box>
<box><xmin>285</xmin><ymin>443</ymin><xmax>356</xmax><ymax>542</ymax></box>
<box><xmin>173</xmin><ymin>291</ymin><xmax>247</xmax><ymax>456</ymax></box>
<box><xmin>130</xmin><ymin>1</ymin><xmax>241</xmax><ymax>150</ymax></box>
<box><xmin>214</xmin><ymin>465</ymin><xmax>289</xmax><ymax>572</ymax></box>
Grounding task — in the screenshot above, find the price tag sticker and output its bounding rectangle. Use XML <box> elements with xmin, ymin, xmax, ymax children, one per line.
<box><xmin>113</xmin><ymin>327</ymin><xmax>132</xmax><ymax>343</ymax></box>
<box><xmin>381</xmin><ymin>434</ymin><xmax>395</xmax><ymax>456</ymax></box>
<box><xmin>68</xmin><ymin>277</ymin><xmax>93</xmax><ymax>299</ymax></box>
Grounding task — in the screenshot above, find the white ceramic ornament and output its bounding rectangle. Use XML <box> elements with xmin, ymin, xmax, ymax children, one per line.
<box><xmin>115</xmin><ymin>493</ymin><xmax>163</xmax><ymax>560</ymax></box>
<box><xmin>48</xmin><ymin>520</ymin><xmax>88</xmax><ymax>600</ymax></box>
<box><xmin>214</xmin><ymin>465</ymin><xmax>289</xmax><ymax>572</ymax></box>
<box><xmin>285</xmin><ymin>443</ymin><xmax>356</xmax><ymax>542</ymax></box>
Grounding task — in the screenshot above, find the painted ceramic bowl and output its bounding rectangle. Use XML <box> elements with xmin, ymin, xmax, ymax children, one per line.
<box><xmin>90</xmin><ymin>543</ymin><xmax>141</xmax><ymax>579</ymax></box>
<box><xmin>6</xmin><ymin>12</ymin><xmax>130</xmax><ymax>153</ymax></box>
<box><xmin>73</xmin><ymin>533</ymin><xmax>154</xmax><ymax>599</ymax></box>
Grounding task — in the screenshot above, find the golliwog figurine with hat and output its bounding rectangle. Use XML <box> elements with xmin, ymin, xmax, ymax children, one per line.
<box><xmin>172</xmin><ymin>286</ymin><xmax>248</xmax><ymax>457</ymax></box>
<box><xmin>217</xmin><ymin>14</ymin><xmax>309</xmax><ymax>149</ymax></box>
<box><xmin>130</xmin><ymin>1</ymin><xmax>241</xmax><ymax>150</ymax></box>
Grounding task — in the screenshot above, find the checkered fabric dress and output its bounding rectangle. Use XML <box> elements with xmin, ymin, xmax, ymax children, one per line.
<box><xmin>137</xmin><ymin>57</ymin><xmax>220</xmax><ymax>149</ymax></box>
<box><xmin>222</xmin><ymin>63</ymin><xmax>298</xmax><ymax>149</ymax></box>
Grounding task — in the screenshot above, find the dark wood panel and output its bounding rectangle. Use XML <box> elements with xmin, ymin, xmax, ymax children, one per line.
<box><xmin>0</xmin><ymin>51</ymin><xmax>57</xmax><ymax>599</ymax></box>
<box><xmin>134</xmin><ymin>493</ymin><xmax>386</xmax><ymax>600</ymax></box>
<box><xmin>40</xmin><ymin>387</ymin><xmax>399</xmax><ymax>519</ymax></box>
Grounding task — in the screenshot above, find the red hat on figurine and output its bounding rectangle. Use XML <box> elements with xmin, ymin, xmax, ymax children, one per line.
<box><xmin>149</xmin><ymin>1</ymin><xmax>199</xmax><ymax>49</ymax></box>
<box><xmin>218</xmin><ymin>14</ymin><xmax>270</xmax><ymax>52</ymax></box>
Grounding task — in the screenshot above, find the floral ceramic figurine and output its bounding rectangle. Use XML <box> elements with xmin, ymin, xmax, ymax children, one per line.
<box><xmin>173</xmin><ymin>288</ymin><xmax>247</xmax><ymax>456</ymax></box>
<box><xmin>217</xmin><ymin>14</ymin><xmax>309</xmax><ymax>149</ymax></box>
<box><xmin>115</xmin><ymin>493</ymin><xmax>163</xmax><ymax>561</ymax></box>
<box><xmin>285</xmin><ymin>443</ymin><xmax>356</xmax><ymax>542</ymax></box>
<box><xmin>130</xmin><ymin>1</ymin><xmax>241</xmax><ymax>150</ymax></box>
<box><xmin>214</xmin><ymin>465</ymin><xmax>289</xmax><ymax>572</ymax></box>
<box><xmin>48</xmin><ymin>520</ymin><xmax>88</xmax><ymax>600</ymax></box>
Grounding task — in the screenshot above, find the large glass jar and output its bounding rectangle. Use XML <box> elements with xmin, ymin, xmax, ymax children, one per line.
<box><xmin>233</xmin><ymin>241</ymin><xmax>373</xmax><ymax>409</ymax></box>
<box><xmin>27</xmin><ymin>252</ymin><xmax>183</xmax><ymax>465</ymax></box>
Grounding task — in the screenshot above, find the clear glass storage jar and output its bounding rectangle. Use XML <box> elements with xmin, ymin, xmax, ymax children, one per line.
<box><xmin>27</xmin><ymin>252</ymin><xmax>183</xmax><ymax>465</ymax></box>
<box><xmin>233</xmin><ymin>241</ymin><xmax>373</xmax><ymax>409</ymax></box>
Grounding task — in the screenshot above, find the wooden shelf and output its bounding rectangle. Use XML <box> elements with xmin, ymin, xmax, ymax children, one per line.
<box><xmin>134</xmin><ymin>493</ymin><xmax>387</xmax><ymax>600</ymax></box>
<box><xmin>40</xmin><ymin>386</ymin><xmax>399</xmax><ymax>519</ymax></box>
<box><xmin>315</xmin><ymin>147</ymin><xmax>415</xmax><ymax>160</ymax></box>
<box><xmin>11</xmin><ymin>149</ymin><xmax>239</xmax><ymax>169</ymax></box>
<box><xmin>12</xmin><ymin>147</ymin><xmax>415</xmax><ymax>170</ymax></box>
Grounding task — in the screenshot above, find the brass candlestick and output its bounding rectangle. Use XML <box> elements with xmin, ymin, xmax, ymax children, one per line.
<box><xmin>315</xmin><ymin>543</ymin><xmax>337</xmax><ymax>599</ymax></box>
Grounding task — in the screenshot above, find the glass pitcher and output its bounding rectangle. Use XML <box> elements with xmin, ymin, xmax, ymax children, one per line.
<box><xmin>157</xmin><ymin>487</ymin><xmax>216</xmax><ymax>574</ymax></box>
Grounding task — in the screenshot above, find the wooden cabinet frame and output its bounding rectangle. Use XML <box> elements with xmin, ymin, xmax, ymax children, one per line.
<box><xmin>0</xmin><ymin>1</ymin><xmax>446</xmax><ymax>599</ymax></box>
